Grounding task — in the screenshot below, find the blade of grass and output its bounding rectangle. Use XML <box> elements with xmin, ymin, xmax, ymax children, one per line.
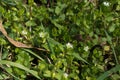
<box><xmin>104</xmin><ymin>30</ymin><xmax>119</xmax><ymax>64</ymax></box>
<box><xmin>23</xmin><ymin>48</ymin><xmax>45</xmax><ymax>61</ymax></box>
<box><xmin>72</xmin><ymin>52</ymin><xmax>89</xmax><ymax>64</ymax></box>
<box><xmin>0</xmin><ymin>60</ymin><xmax>41</xmax><ymax>79</ymax></box>
<box><xmin>97</xmin><ymin>65</ymin><xmax>120</xmax><ymax>80</ymax></box>
<box><xmin>46</xmin><ymin>38</ymin><xmax>55</xmax><ymax>54</ymax></box>
<box><xmin>4</xmin><ymin>67</ymin><xmax>20</xmax><ymax>80</ymax></box>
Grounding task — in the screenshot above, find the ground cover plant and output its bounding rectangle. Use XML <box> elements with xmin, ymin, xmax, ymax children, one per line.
<box><xmin>0</xmin><ymin>0</ymin><xmax>120</xmax><ymax>80</ymax></box>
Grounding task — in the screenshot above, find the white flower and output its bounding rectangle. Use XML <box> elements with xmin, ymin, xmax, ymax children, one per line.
<box><xmin>39</xmin><ymin>32</ymin><xmax>47</xmax><ymax>38</ymax></box>
<box><xmin>64</xmin><ymin>73</ymin><xmax>68</xmax><ymax>78</ymax></box>
<box><xmin>84</xmin><ymin>46</ymin><xmax>89</xmax><ymax>52</ymax></box>
<box><xmin>21</xmin><ymin>30</ymin><xmax>27</xmax><ymax>35</ymax></box>
<box><xmin>66</xmin><ymin>42</ymin><xmax>73</xmax><ymax>49</ymax></box>
<box><xmin>103</xmin><ymin>2</ymin><xmax>110</xmax><ymax>6</ymax></box>
<box><xmin>39</xmin><ymin>32</ymin><xmax>44</xmax><ymax>38</ymax></box>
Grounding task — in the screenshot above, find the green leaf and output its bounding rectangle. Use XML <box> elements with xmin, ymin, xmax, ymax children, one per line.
<box><xmin>0</xmin><ymin>38</ymin><xmax>7</xmax><ymax>45</ymax></box>
<box><xmin>43</xmin><ymin>70</ymin><xmax>51</xmax><ymax>77</ymax></box>
<box><xmin>25</xmin><ymin>20</ymin><xmax>37</xmax><ymax>27</ymax></box>
<box><xmin>109</xmin><ymin>24</ymin><xmax>116</xmax><ymax>32</ymax></box>
<box><xmin>15</xmin><ymin>50</ymin><xmax>31</xmax><ymax>67</ymax></box>
<box><xmin>104</xmin><ymin>30</ymin><xmax>112</xmax><ymax>44</ymax></box>
<box><xmin>1</xmin><ymin>50</ymin><xmax>9</xmax><ymax>59</ymax></box>
<box><xmin>72</xmin><ymin>52</ymin><xmax>89</xmax><ymax>64</ymax></box>
<box><xmin>55</xmin><ymin>2</ymin><xmax>67</xmax><ymax>15</ymax></box>
<box><xmin>55</xmin><ymin>6</ymin><xmax>61</xmax><ymax>15</ymax></box>
<box><xmin>47</xmin><ymin>37</ymin><xmax>64</xmax><ymax>52</ymax></box>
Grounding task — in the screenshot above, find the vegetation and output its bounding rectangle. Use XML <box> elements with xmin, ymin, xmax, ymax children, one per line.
<box><xmin>0</xmin><ymin>0</ymin><xmax>120</xmax><ymax>80</ymax></box>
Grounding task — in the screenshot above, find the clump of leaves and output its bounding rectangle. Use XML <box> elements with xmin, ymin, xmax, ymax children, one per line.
<box><xmin>0</xmin><ymin>0</ymin><xmax>120</xmax><ymax>80</ymax></box>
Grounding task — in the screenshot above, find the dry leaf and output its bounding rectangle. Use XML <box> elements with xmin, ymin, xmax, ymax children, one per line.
<box><xmin>0</xmin><ymin>21</ymin><xmax>47</xmax><ymax>51</ymax></box>
<box><xmin>0</xmin><ymin>21</ymin><xmax>7</xmax><ymax>36</ymax></box>
<box><xmin>6</xmin><ymin>36</ymin><xmax>32</xmax><ymax>48</ymax></box>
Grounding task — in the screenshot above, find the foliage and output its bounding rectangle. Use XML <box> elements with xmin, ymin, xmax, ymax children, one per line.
<box><xmin>0</xmin><ymin>0</ymin><xmax>120</xmax><ymax>80</ymax></box>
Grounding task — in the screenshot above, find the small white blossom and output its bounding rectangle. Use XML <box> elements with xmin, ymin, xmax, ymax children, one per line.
<box><xmin>64</xmin><ymin>73</ymin><xmax>68</xmax><ymax>78</ymax></box>
<box><xmin>21</xmin><ymin>30</ymin><xmax>27</xmax><ymax>35</ymax></box>
<box><xmin>66</xmin><ymin>42</ymin><xmax>73</xmax><ymax>49</ymax></box>
<box><xmin>39</xmin><ymin>32</ymin><xmax>44</xmax><ymax>38</ymax></box>
<box><xmin>84</xmin><ymin>46</ymin><xmax>89</xmax><ymax>52</ymax></box>
<box><xmin>103</xmin><ymin>2</ymin><xmax>110</xmax><ymax>6</ymax></box>
<box><xmin>39</xmin><ymin>32</ymin><xmax>47</xmax><ymax>38</ymax></box>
